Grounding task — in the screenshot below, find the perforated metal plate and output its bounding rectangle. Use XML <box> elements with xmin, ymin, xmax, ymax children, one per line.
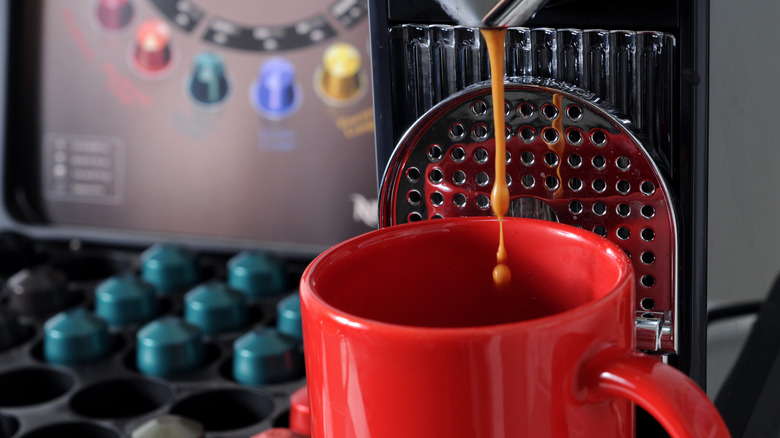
<box><xmin>379</xmin><ymin>78</ymin><xmax>677</xmax><ymax>353</ymax></box>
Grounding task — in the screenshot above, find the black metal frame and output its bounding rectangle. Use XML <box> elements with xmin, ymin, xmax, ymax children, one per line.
<box><xmin>3</xmin><ymin>0</ymin><xmax>45</xmax><ymax>226</ymax></box>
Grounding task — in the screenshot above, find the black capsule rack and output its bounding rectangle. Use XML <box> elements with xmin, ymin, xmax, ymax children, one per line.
<box><xmin>0</xmin><ymin>237</ymin><xmax>308</xmax><ymax>438</ymax></box>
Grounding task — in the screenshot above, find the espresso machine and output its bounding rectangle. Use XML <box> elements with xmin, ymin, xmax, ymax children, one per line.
<box><xmin>369</xmin><ymin>0</ymin><xmax>709</xmax><ymax>390</ymax></box>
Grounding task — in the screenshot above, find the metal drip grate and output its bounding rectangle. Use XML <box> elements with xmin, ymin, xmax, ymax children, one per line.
<box><xmin>379</xmin><ymin>78</ymin><xmax>676</xmax><ymax>353</ymax></box>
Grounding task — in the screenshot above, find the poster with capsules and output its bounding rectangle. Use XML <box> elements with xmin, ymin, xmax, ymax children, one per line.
<box><xmin>34</xmin><ymin>0</ymin><xmax>377</xmax><ymax>252</ymax></box>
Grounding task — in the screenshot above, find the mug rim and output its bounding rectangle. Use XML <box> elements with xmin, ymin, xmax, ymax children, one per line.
<box><xmin>301</xmin><ymin>217</ymin><xmax>634</xmax><ymax>335</ymax></box>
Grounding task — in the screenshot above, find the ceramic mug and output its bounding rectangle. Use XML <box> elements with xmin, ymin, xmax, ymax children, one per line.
<box><xmin>300</xmin><ymin>218</ymin><xmax>729</xmax><ymax>437</ymax></box>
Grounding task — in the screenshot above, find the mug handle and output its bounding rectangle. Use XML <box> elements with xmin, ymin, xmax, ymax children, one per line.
<box><xmin>581</xmin><ymin>346</ymin><xmax>731</xmax><ymax>438</ymax></box>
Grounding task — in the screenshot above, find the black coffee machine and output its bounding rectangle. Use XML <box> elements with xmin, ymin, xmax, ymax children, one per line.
<box><xmin>368</xmin><ymin>0</ymin><xmax>709</xmax><ymax>388</ymax></box>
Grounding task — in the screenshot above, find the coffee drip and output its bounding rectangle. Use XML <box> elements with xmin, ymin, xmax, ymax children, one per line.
<box><xmin>432</xmin><ymin>0</ymin><xmax>552</xmax><ymax>290</ymax></box>
<box><xmin>482</xmin><ymin>28</ymin><xmax>511</xmax><ymax>289</ymax></box>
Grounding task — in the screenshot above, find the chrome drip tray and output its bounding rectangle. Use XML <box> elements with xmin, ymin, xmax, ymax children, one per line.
<box><xmin>379</xmin><ymin>77</ymin><xmax>677</xmax><ymax>353</ymax></box>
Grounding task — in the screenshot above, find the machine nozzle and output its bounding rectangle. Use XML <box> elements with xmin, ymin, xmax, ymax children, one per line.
<box><xmin>434</xmin><ymin>0</ymin><xmax>549</xmax><ymax>27</ymax></box>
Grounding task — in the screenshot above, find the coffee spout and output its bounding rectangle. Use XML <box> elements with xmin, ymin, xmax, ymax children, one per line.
<box><xmin>434</xmin><ymin>0</ymin><xmax>549</xmax><ymax>27</ymax></box>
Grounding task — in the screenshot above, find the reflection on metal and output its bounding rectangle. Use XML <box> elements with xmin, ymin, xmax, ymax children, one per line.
<box><xmin>635</xmin><ymin>311</ymin><xmax>673</xmax><ymax>352</ymax></box>
<box><xmin>508</xmin><ymin>197</ymin><xmax>558</xmax><ymax>222</ymax></box>
<box><xmin>434</xmin><ymin>0</ymin><xmax>550</xmax><ymax>28</ymax></box>
<box><xmin>379</xmin><ymin>78</ymin><xmax>678</xmax><ymax>355</ymax></box>
<box><xmin>388</xmin><ymin>25</ymin><xmax>675</xmax><ymax>166</ymax></box>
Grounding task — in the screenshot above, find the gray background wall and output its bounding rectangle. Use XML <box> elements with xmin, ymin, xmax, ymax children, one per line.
<box><xmin>708</xmin><ymin>0</ymin><xmax>780</xmax><ymax>305</ymax></box>
<box><xmin>707</xmin><ymin>0</ymin><xmax>779</xmax><ymax>395</ymax></box>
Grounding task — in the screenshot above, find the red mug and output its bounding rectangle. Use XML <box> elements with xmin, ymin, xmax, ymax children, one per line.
<box><xmin>300</xmin><ymin>217</ymin><xmax>729</xmax><ymax>437</ymax></box>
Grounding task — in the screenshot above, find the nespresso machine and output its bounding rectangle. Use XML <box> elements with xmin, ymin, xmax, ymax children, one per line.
<box><xmin>369</xmin><ymin>0</ymin><xmax>709</xmax><ymax>389</ymax></box>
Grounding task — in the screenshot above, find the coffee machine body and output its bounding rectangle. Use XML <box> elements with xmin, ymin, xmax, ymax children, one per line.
<box><xmin>369</xmin><ymin>0</ymin><xmax>709</xmax><ymax>386</ymax></box>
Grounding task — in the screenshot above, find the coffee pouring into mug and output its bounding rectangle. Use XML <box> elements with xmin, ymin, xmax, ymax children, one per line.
<box><xmin>301</xmin><ymin>218</ymin><xmax>731</xmax><ymax>438</ymax></box>
<box><xmin>429</xmin><ymin>0</ymin><xmax>554</xmax><ymax>289</ymax></box>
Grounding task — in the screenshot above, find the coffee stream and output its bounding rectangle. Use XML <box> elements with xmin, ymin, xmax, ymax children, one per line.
<box><xmin>481</xmin><ymin>28</ymin><xmax>511</xmax><ymax>290</ymax></box>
